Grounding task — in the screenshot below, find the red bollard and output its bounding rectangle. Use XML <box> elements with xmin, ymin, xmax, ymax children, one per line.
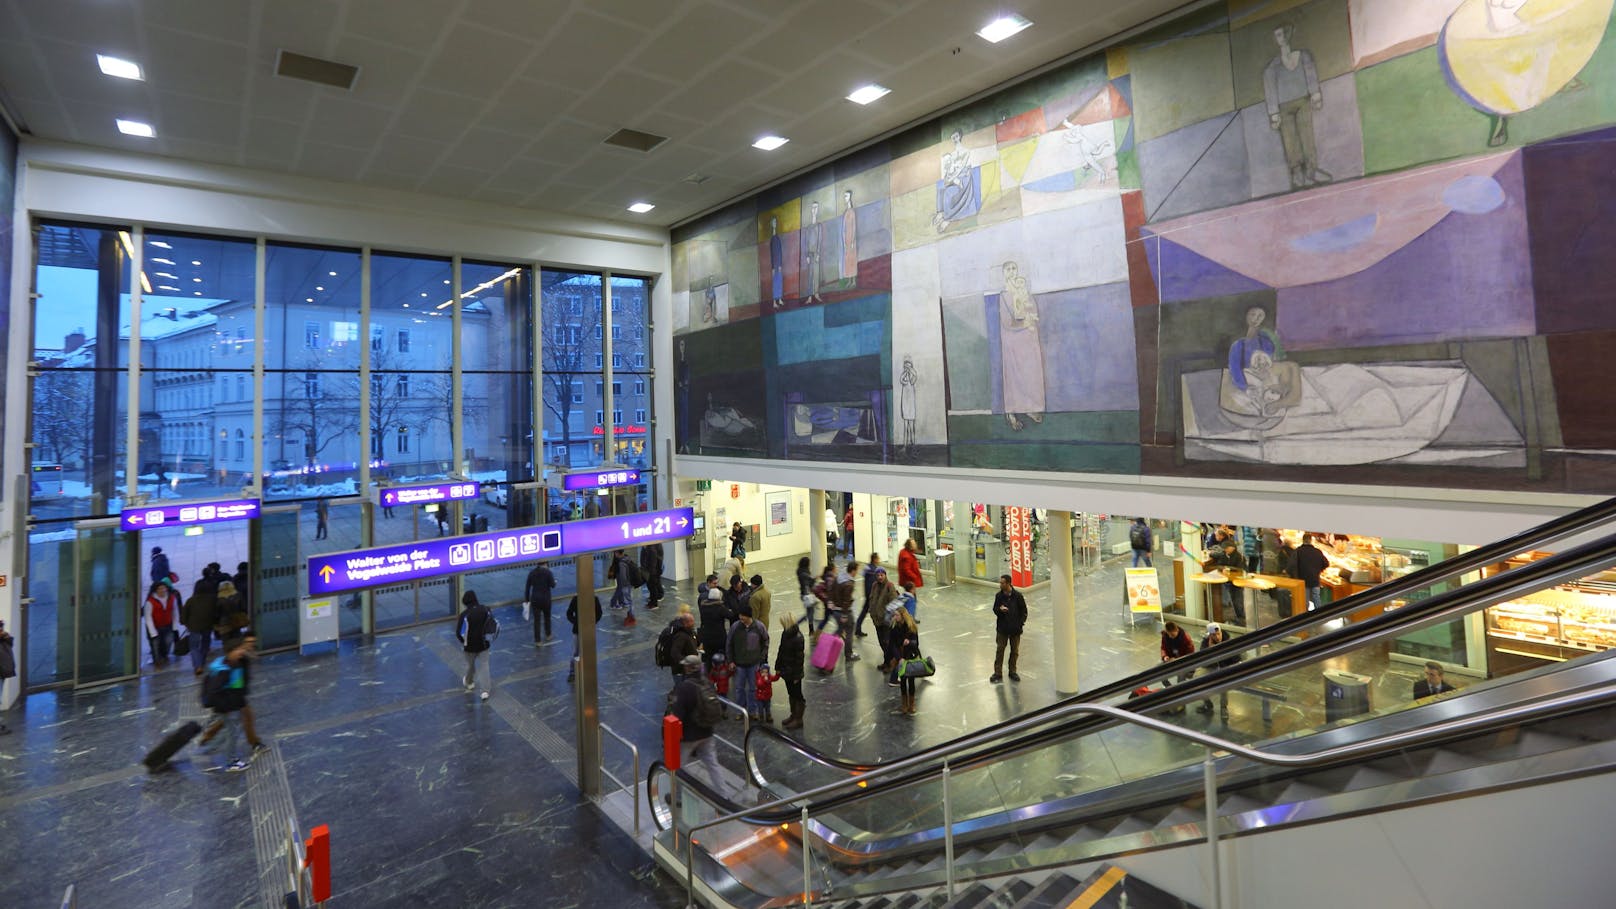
<box><xmin>304</xmin><ymin>824</ymin><xmax>331</xmax><ymax>904</ymax></box>
<box><xmin>662</xmin><ymin>714</ymin><xmax>683</xmax><ymax>770</ymax></box>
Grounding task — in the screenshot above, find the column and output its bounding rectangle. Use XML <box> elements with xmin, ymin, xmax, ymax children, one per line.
<box><xmin>808</xmin><ymin>489</ymin><xmax>827</xmax><ymax>577</ymax></box>
<box><xmin>574</xmin><ymin>554</ymin><xmax>601</xmax><ymax>794</ymax></box>
<box><xmin>1049</xmin><ymin>510</ymin><xmax>1080</xmax><ymax>695</ymax></box>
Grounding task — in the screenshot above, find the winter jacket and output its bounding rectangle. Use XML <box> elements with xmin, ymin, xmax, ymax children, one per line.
<box><xmin>566</xmin><ymin>595</ymin><xmax>603</xmax><ymax>634</ymax></box>
<box><xmin>775</xmin><ymin>625</ymin><xmax>805</xmax><ymax>682</ymax></box>
<box><xmin>457</xmin><ymin>603</ymin><xmax>496</xmax><ymax>653</ymax></box>
<box><xmin>897</xmin><ymin>548</ymin><xmax>923</xmax><ymax>590</ymax></box>
<box><xmin>726</xmin><ymin>619</ymin><xmax>769</xmax><ymax>667</ymax></box>
<box><xmin>993</xmin><ymin>588</ymin><xmax>1028</xmax><ymax>636</ymax></box>
<box><xmin>1160</xmin><ymin>629</ymin><xmax>1195</xmax><ymax>661</ymax></box>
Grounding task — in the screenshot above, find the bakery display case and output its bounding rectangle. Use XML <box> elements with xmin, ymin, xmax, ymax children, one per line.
<box><xmin>1484</xmin><ymin>557</ymin><xmax>1616</xmax><ymax>675</ymax></box>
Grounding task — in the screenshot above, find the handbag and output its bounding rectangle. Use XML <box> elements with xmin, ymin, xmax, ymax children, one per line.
<box><xmin>522</xmin><ymin>601</ymin><xmax>531</xmax><ymax>622</ymax></box>
<box><xmin>898</xmin><ymin>655</ymin><xmax>935</xmax><ymax>679</ymax></box>
<box><xmin>172</xmin><ymin>632</ymin><xmax>191</xmax><ymax>657</ymax></box>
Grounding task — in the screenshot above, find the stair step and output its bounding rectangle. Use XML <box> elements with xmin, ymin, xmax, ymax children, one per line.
<box><xmin>981</xmin><ymin>878</ymin><xmax>1036</xmax><ymax>908</ymax></box>
<box><xmin>1273</xmin><ymin>781</ymin><xmax>1334</xmax><ymax>805</ymax></box>
<box><xmin>1103</xmin><ymin>815</ymin><xmax>1153</xmax><ymax>838</ymax></box>
<box><xmin>1217</xmin><ymin>793</ymin><xmax>1268</xmax><ymax>816</ymax></box>
<box><xmin>941</xmin><ymin>882</ymin><xmax>995</xmax><ymax>909</ymax></box>
<box><xmin>1420</xmin><ymin>748</ymin><xmax>1487</xmax><ymax>776</ymax></box>
<box><xmin>1009</xmin><ymin>872</ymin><xmax>1081</xmax><ymax>909</ymax></box>
<box><xmin>1342</xmin><ymin>765</ymin><xmax>1405</xmax><ymax>791</ymax></box>
<box><xmin>1158</xmin><ymin>804</ymin><xmax>1205</xmax><ymax>828</ymax></box>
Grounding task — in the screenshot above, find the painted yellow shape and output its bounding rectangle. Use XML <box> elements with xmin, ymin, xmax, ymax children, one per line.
<box><xmin>1442</xmin><ymin>0</ymin><xmax>1615</xmax><ymax>115</ymax></box>
<box><xmin>998</xmin><ymin>137</ymin><xmax>1038</xmax><ymax>186</ymax></box>
<box><xmin>981</xmin><ymin>157</ymin><xmax>1003</xmax><ymax>199</ymax></box>
<box><xmin>891</xmin><ymin>186</ymin><xmax>941</xmax><ymax>251</ymax></box>
<box><xmin>757</xmin><ymin>200</ymin><xmax>801</xmax><ymax>243</ymax></box>
<box><xmin>1106</xmin><ymin>46</ymin><xmax>1129</xmax><ymax>78</ymax></box>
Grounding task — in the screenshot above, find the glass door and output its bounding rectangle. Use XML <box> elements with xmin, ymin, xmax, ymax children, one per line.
<box><xmin>254</xmin><ymin>505</ymin><xmax>302</xmax><ymax>651</ymax></box>
<box><xmin>74</xmin><ymin>519</ymin><xmax>137</xmax><ymax>687</ymax></box>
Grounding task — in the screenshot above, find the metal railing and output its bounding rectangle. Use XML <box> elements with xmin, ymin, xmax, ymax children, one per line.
<box><xmin>284</xmin><ymin>818</ymin><xmax>318</xmax><ymax>907</ymax></box>
<box><xmin>58</xmin><ymin>884</ymin><xmax>75</xmax><ymax>909</ymax></box>
<box><xmin>680</xmin><ymin>679</ymin><xmax>1616</xmax><ymax>908</ymax></box>
<box><xmin>598</xmin><ymin>722</ymin><xmax>642</xmax><ymax>834</ymax></box>
<box><xmin>713</xmin><ymin>695</ymin><xmax>751</xmax><ymax>761</ymax></box>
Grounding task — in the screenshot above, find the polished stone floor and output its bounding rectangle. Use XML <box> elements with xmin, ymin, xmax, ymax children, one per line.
<box><xmin>0</xmin><ymin>551</ymin><xmax>1420</xmax><ymax>908</ymax></box>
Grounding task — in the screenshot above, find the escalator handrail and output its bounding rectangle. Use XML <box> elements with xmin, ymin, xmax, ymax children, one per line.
<box><xmin>744</xmin><ymin>494</ymin><xmax>1616</xmax><ymax>780</ymax></box>
<box><xmin>691</xmin><ymin>529</ymin><xmax>1616</xmax><ymax>834</ymax></box>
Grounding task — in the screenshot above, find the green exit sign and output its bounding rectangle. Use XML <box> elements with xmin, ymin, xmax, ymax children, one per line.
<box><xmin>695</xmin><ymin>479</ymin><xmax>711</xmax><ymax>492</ymax></box>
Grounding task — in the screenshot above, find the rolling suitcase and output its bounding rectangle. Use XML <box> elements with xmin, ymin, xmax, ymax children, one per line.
<box><xmin>811</xmin><ymin>632</ymin><xmax>844</xmax><ymax>673</ymax></box>
<box><xmin>143</xmin><ymin>720</ymin><xmax>202</xmax><ymax>772</ymax></box>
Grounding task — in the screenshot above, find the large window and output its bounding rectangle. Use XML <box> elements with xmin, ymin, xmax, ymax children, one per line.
<box><xmin>541</xmin><ymin>271</ymin><xmax>605</xmax><ymax>471</ymax></box>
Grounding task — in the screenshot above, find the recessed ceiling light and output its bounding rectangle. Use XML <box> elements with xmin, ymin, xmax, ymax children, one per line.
<box><xmin>977</xmin><ymin>14</ymin><xmax>1032</xmax><ymax>43</ymax></box>
<box><xmin>191</xmin><ymin>260</ymin><xmax>201</xmax><ymax>266</ymax></box>
<box><xmin>627</xmin><ymin>202</ymin><xmax>656</xmax><ymax>214</ymax></box>
<box><xmin>158</xmin><ymin>285</ymin><xmax>179</xmax><ymax>292</ymax></box>
<box><xmin>315</xmin><ymin>286</ymin><xmax>324</xmax><ymax>291</ymax></box>
<box><xmin>328</xmin><ymin>271</ymin><xmax>337</xmax><ymax>276</ymax></box>
<box><xmin>443</xmin><ymin>279</ymin><xmax>451</xmax><ymax>285</ymax></box>
<box><xmin>194</xmin><ymin>291</ymin><xmax>202</xmax><ymax>296</ymax></box>
<box><xmin>420</xmin><ymin>292</ymin><xmax>428</xmax><ymax>297</ymax></box>
<box><xmin>752</xmin><ymin>135</ymin><xmax>789</xmax><ymax>151</ymax></box>
<box><xmin>846</xmin><ymin>84</ymin><xmax>891</xmax><ymax>105</ymax></box>
<box><xmin>116</xmin><ymin>119</ymin><xmax>155</xmax><ymax>138</ymax></box>
<box><xmin>155</xmin><ymin>272</ymin><xmax>176</xmax><ymax>279</ymax></box>
<box><xmin>97</xmin><ymin>54</ymin><xmax>143</xmax><ymax>81</ymax></box>
<box><xmin>149</xmin><ymin>240</ymin><xmax>172</xmax><ymax>249</ymax></box>
<box><xmin>152</xmin><ymin>257</ymin><xmax>175</xmax><ymax>265</ymax></box>
<box><xmin>306</xmin><ymin>297</ymin><xmax>314</xmax><ymax>302</ymax></box>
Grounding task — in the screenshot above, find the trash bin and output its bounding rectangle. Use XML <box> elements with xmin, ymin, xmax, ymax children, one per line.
<box><xmin>933</xmin><ymin>548</ymin><xmax>956</xmax><ymax>587</ymax></box>
<box><xmin>1323</xmin><ymin>669</ymin><xmax>1372</xmax><ymax>722</ymax></box>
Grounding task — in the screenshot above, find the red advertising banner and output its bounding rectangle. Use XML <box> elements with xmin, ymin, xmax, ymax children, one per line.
<box><xmin>1006</xmin><ymin>506</ymin><xmax>1033</xmax><ymax>587</ymax></box>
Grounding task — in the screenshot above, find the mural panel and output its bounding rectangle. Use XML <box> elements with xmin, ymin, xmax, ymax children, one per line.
<box><xmin>669</xmin><ymin>0</ymin><xmax>1616</xmax><ymax>494</ymax></box>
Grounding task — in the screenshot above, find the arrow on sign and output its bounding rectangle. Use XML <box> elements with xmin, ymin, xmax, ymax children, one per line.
<box><xmin>676</xmin><ymin>517</ymin><xmax>688</xmax><ymax>528</ymax></box>
<box><xmin>384</xmin><ymin>493</ymin><xmax>395</xmax><ymax>504</ymax></box>
<box><xmin>319</xmin><ymin>565</ymin><xmax>335</xmax><ymax>582</ymax></box>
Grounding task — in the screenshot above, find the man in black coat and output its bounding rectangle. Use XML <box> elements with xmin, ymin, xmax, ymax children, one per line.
<box><xmin>1293</xmin><ymin>534</ymin><xmax>1331</xmax><ymax>613</ymax></box>
<box><xmin>640</xmin><ymin>543</ymin><xmax>665</xmax><ymax>610</ymax></box>
<box><xmin>774</xmin><ymin>611</ymin><xmax>807</xmax><ymax>729</ymax></box>
<box><xmin>565</xmin><ymin>593</ymin><xmax>602</xmax><ymax>682</ymax></box>
<box><xmin>666</xmin><ymin>612</ymin><xmax>699</xmax><ymax>681</ymax></box>
<box><xmin>990</xmin><ymin>574</ymin><xmax>1028</xmax><ymax>683</ymax></box>
<box><xmin>524</xmin><ymin>562</ymin><xmax>557</xmax><ymax>642</ymax></box>
<box><xmin>1413</xmin><ymin>661</ymin><xmax>1457</xmax><ymax>699</ymax></box>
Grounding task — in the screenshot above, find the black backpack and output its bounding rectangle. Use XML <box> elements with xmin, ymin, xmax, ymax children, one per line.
<box><xmin>628</xmin><ymin>558</ymin><xmax>645</xmax><ymax>588</ymax></box>
<box><xmin>654</xmin><ymin>621</ymin><xmax>679</xmax><ymax>667</ymax></box>
<box><xmin>692</xmin><ymin>679</ymin><xmax>725</xmax><ymax>728</ymax></box>
<box><xmin>201</xmin><ymin>658</ymin><xmax>236</xmax><ymax>710</ymax></box>
<box><xmin>1129</xmin><ymin>523</ymin><xmax>1149</xmax><ymax>549</ymax></box>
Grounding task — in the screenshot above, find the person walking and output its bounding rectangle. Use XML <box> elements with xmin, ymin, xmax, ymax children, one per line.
<box><xmin>729</xmin><ymin>521</ymin><xmax>748</xmax><ymax>569</ymax></box>
<box><xmin>0</xmin><ymin>619</ymin><xmax>16</xmax><ymax>734</ymax></box>
<box><xmin>198</xmin><ymin>633</ymin><xmax>256</xmax><ymax>772</ymax></box>
<box><xmin>990</xmin><ymin>574</ymin><xmax>1027</xmax><ymax>683</ymax></box>
<box><xmin>842</xmin><ymin>506</ymin><xmax>855</xmax><ymax>558</ymax></box>
<box><xmin>607</xmin><ymin>549</ymin><xmax>638</xmax><ymax>627</ymax></box>
<box><xmin>456</xmin><ymin>590</ymin><xmax>497</xmax><ymax>700</ymax></box>
<box><xmin>640</xmin><ymin>542</ymin><xmax>666</xmax><ymax>610</ymax></box>
<box><xmin>664</xmin><ymin>611</ymin><xmax>700</xmax><ymax>681</ymax></box>
<box><xmin>315</xmin><ymin>498</ymin><xmax>329</xmax><ymax>540</ymax></box>
<box><xmin>726</xmin><ymin>605</ymin><xmax>770</xmax><ymax>722</ymax></box>
<box><xmin>182</xmin><ymin>568</ymin><xmax>221</xmax><ymax>676</ymax></box>
<box><xmin>856</xmin><ymin>555</ymin><xmax>883</xmax><ymax>638</ymax></box>
<box><xmin>143</xmin><ymin>578</ymin><xmax>180</xmax><ymax>666</ymax></box>
<box><xmin>149</xmin><ymin>546</ymin><xmax>170</xmax><ymax>585</ymax></box>
<box><xmin>1293</xmin><ymin>533</ymin><xmax>1330</xmax><ymax>612</ymax></box>
<box><xmin>897</xmin><ymin>538</ymin><xmax>924</xmax><ymax>600</ymax></box>
<box><xmin>795</xmin><ymin>557</ymin><xmax>816</xmax><ymax>627</ymax></box>
<box><xmin>565</xmin><ymin>592</ymin><xmax>603</xmax><ymax>683</ymax></box>
<box><xmin>669</xmin><ymin>654</ymin><xmax>727</xmax><ymax>795</ymax></box>
<box><xmin>1129</xmin><ymin>518</ymin><xmax>1153</xmax><ymax>567</ymax></box>
<box><xmin>525</xmin><ymin>561</ymin><xmax>556</xmax><ymax>642</ymax></box>
<box><xmin>1197</xmin><ymin>623</ymin><xmax>1240</xmax><ymax>717</ymax></box>
<box><xmin>232</xmin><ymin>561</ymin><xmax>252</xmax><ymax>619</ymax></box>
<box><xmin>748</xmin><ymin>574</ymin><xmax>772</xmax><ymax>630</ymax></box>
<box><xmin>866</xmin><ymin>568</ymin><xmax>897</xmax><ymax>665</ymax></box>
<box><xmin>775</xmin><ymin>611</ymin><xmax>807</xmax><ymax>730</ymax></box>
<box><xmin>215</xmin><ymin>579</ymin><xmax>248</xmax><ymax>638</ymax></box>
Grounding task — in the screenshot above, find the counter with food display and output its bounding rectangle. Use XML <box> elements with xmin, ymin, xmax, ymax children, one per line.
<box><xmin>1486</xmin><ymin>581</ymin><xmax>1616</xmax><ymax>675</ymax></box>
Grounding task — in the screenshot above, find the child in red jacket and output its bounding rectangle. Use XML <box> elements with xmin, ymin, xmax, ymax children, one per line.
<box><xmin>707</xmin><ymin>654</ymin><xmax>734</xmax><ymax>698</ymax></box>
<box><xmin>755</xmin><ymin>662</ymin><xmax>780</xmax><ymax>724</ymax></box>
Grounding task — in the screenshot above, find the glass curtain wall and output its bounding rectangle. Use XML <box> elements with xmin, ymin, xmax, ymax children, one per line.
<box><xmin>540</xmin><ymin>270</ymin><xmax>606</xmax><ymax>520</ymax></box>
<box><xmin>610</xmin><ymin>274</ymin><xmax>654</xmax><ymax>512</ymax></box>
<box><xmin>27</xmin><ymin>223</ymin><xmax>132</xmax><ymax>685</ymax></box>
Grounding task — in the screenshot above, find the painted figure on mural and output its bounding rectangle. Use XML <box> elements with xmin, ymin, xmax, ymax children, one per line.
<box><xmin>1221</xmin><ymin>306</ymin><xmax>1301</xmax><ymax>426</ymax></box>
<box><xmin>702</xmin><ymin>279</ymin><xmax>717</xmax><ymax>324</ymax></box>
<box><xmin>998</xmin><ymin>261</ymin><xmax>1045</xmax><ymax>431</ymax></box>
<box><xmin>899</xmin><ymin>355</ymin><xmax>918</xmax><ymax>454</ymax></box>
<box><xmin>1441</xmin><ymin>0</ymin><xmax>1614</xmax><ymax>146</ymax></box>
<box><xmin>769</xmin><ymin>216</ymin><xmax>784</xmax><ymax>309</ymax></box>
<box><xmin>1264</xmin><ymin>23</ymin><xmax>1332</xmax><ymax>190</ymax></box>
<box><xmin>933</xmin><ymin>129</ymin><xmax>980</xmax><ymax>233</ymax></box>
<box><xmin>676</xmin><ymin>338</ymin><xmax>691</xmax><ymax>453</ymax></box>
<box><xmin>1059</xmin><ymin>115</ymin><xmax>1117</xmax><ymax>185</ymax></box>
<box><xmin>803</xmin><ymin>200</ymin><xmax>824</xmax><ymax>304</ymax></box>
<box><xmin>841</xmin><ymin>190</ymin><xmax>858</xmax><ymax>281</ymax></box>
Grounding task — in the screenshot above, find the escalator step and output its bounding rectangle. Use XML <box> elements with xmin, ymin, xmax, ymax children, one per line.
<box><xmin>1007</xmin><ymin>872</ymin><xmax>1080</xmax><ymax>909</ymax></box>
<box><xmin>1216</xmin><ymin>794</ymin><xmax>1267</xmax><ymax>816</ymax></box>
<box><xmin>1103</xmin><ymin>815</ymin><xmax>1153</xmax><ymax>838</ymax></box>
<box><xmin>1461</xmin><ymin>729</ymin><xmax>1582</xmax><ymax>761</ymax></box>
<box><xmin>1273</xmin><ymin>781</ymin><xmax>1333</xmax><ymax>805</ymax></box>
<box><xmin>1342</xmin><ymin>766</ymin><xmax>1405</xmax><ymax>791</ymax></box>
<box><xmin>940</xmin><ymin>882</ymin><xmax>995</xmax><ymax>908</ymax></box>
<box><xmin>1158</xmin><ymin>805</ymin><xmax>1205</xmax><ymax>828</ymax></box>
<box><xmin>984</xmin><ymin>878</ymin><xmax>1036</xmax><ymax>907</ymax></box>
<box><xmin>1421</xmin><ymin>748</ymin><xmax>1486</xmax><ymax>776</ymax></box>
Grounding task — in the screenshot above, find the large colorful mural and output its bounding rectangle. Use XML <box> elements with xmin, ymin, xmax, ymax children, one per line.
<box><xmin>671</xmin><ymin>0</ymin><xmax>1616</xmax><ymax>493</ymax></box>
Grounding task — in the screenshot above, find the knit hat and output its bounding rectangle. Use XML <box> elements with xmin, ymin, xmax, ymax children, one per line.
<box><xmin>1206</xmin><ymin>622</ymin><xmax>1222</xmax><ymax>636</ymax></box>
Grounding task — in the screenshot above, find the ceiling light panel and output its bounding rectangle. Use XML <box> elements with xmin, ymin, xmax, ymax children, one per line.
<box><xmin>627</xmin><ymin>202</ymin><xmax>656</xmax><ymax>213</ymax></box>
<box><xmin>97</xmin><ymin>54</ymin><xmax>143</xmax><ymax>80</ymax></box>
<box><xmin>846</xmin><ymin>84</ymin><xmax>891</xmax><ymax>105</ymax></box>
<box><xmin>977</xmin><ymin>14</ymin><xmax>1032</xmax><ymax>43</ymax></box>
<box><xmin>116</xmin><ymin>119</ymin><xmax>155</xmax><ymax>137</ymax></box>
<box><xmin>752</xmin><ymin>135</ymin><xmax>789</xmax><ymax>151</ymax></box>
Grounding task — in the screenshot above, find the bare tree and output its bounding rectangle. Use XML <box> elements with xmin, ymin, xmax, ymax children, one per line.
<box><xmin>32</xmin><ymin>369</ymin><xmax>95</xmax><ymax>469</ymax></box>
<box><xmin>271</xmin><ymin>349</ymin><xmax>360</xmax><ymax>478</ymax></box>
<box><xmin>540</xmin><ymin>278</ymin><xmax>603</xmax><ymax>468</ymax></box>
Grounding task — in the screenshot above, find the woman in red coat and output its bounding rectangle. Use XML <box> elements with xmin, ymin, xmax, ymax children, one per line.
<box><xmin>897</xmin><ymin>538</ymin><xmax>923</xmax><ymax>593</ymax></box>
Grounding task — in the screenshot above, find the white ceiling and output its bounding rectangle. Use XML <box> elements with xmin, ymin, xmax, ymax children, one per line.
<box><xmin>0</xmin><ymin>0</ymin><xmax>1189</xmax><ymax>228</ymax></box>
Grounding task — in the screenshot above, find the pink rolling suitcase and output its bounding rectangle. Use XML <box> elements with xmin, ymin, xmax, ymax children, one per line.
<box><xmin>811</xmin><ymin>632</ymin><xmax>844</xmax><ymax>673</ymax></box>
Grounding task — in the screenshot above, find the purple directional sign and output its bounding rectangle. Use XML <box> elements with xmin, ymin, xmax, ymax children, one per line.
<box><xmin>562</xmin><ymin>468</ymin><xmax>642</xmax><ymax>491</ymax></box>
<box><xmin>120</xmin><ymin>497</ymin><xmax>261</xmax><ymax>532</ymax></box>
<box><xmin>308</xmin><ymin>506</ymin><xmax>694</xmax><ymax>596</ymax></box>
<box><xmin>375</xmin><ymin>480</ymin><xmax>480</xmax><ymax>507</ymax></box>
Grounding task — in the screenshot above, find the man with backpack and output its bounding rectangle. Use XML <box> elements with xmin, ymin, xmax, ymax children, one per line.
<box><xmin>669</xmin><ymin>654</ymin><xmax>727</xmax><ymax>796</ymax></box>
<box><xmin>1130</xmin><ymin>518</ymin><xmax>1153</xmax><ymax>567</ymax></box>
<box><xmin>456</xmin><ymin>590</ymin><xmax>498</xmax><ymax>700</ymax></box>
<box><xmin>726</xmin><ymin>604</ymin><xmax>770</xmax><ymax>722</ymax></box>
<box><xmin>607</xmin><ymin>549</ymin><xmax>639</xmax><ymax>627</ymax></box>
<box><xmin>524</xmin><ymin>561</ymin><xmax>557</xmax><ymax>643</ymax></box>
<box><xmin>199</xmin><ymin>634</ymin><xmax>255</xmax><ymax>772</ymax></box>
<box><xmin>656</xmin><ymin>611</ymin><xmax>699</xmax><ymax>680</ymax></box>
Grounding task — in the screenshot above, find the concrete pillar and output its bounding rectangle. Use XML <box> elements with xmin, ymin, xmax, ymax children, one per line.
<box><xmin>1049</xmin><ymin>510</ymin><xmax>1080</xmax><ymax>695</ymax></box>
<box><xmin>808</xmin><ymin>489</ymin><xmax>827</xmax><ymax>577</ymax></box>
<box><xmin>574</xmin><ymin>554</ymin><xmax>601</xmax><ymax>795</ymax></box>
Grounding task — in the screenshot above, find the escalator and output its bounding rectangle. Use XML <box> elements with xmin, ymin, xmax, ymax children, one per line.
<box><xmin>648</xmin><ymin>500</ymin><xmax>1616</xmax><ymax>907</ymax></box>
